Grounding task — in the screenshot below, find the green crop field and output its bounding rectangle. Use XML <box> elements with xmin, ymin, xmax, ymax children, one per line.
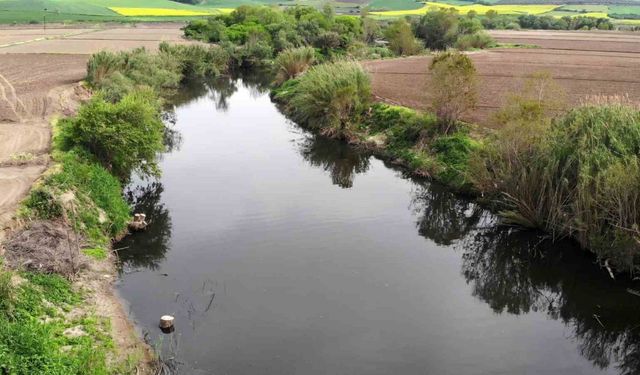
<box><xmin>1</xmin><ymin>0</ymin><xmax>640</xmax><ymax>24</ymax></box>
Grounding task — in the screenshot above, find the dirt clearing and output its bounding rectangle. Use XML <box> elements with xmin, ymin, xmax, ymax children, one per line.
<box><xmin>364</xmin><ymin>30</ymin><xmax>640</xmax><ymax>127</ymax></box>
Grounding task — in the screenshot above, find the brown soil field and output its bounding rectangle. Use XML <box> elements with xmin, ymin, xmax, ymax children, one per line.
<box><xmin>364</xmin><ymin>30</ymin><xmax>640</xmax><ymax>127</ymax></box>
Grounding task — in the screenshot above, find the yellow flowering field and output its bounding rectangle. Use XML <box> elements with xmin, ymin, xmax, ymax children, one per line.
<box><xmin>110</xmin><ymin>7</ymin><xmax>232</xmax><ymax>16</ymax></box>
<box><xmin>372</xmin><ymin>2</ymin><xmax>559</xmax><ymax>16</ymax></box>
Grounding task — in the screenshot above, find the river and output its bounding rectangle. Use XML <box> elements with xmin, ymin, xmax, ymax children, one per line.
<box><xmin>115</xmin><ymin>76</ymin><xmax>640</xmax><ymax>375</ymax></box>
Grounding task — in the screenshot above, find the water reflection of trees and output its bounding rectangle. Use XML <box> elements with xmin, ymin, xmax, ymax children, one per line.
<box><xmin>165</xmin><ymin>69</ymin><xmax>273</xmax><ymax>112</ymax></box>
<box><xmin>410</xmin><ymin>184</ymin><xmax>486</xmax><ymax>246</ymax></box>
<box><xmin>410</xmin><ymin>183</ymin><xmax>640</xmax><ymax>374</ymax></box>
<box><xmin>117</xmin><ymin>182</ymin><xmax>172</xmax><ymax>271</ymax></box>
<box><xmin>299</xmin><ymin>135</ymin><xmax>371</xmax><ymax>188</ymax></box>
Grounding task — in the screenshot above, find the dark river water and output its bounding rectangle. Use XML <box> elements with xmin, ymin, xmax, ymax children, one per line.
<box><xmin>116</xmin><ymin>76</ymin><xmax>640</xmax><ymax>375</ymax></box>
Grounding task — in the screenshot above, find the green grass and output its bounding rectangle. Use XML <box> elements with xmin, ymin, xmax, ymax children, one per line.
<box><xmin>609</xmin><ymin>5</ymin><xmax>640</xmax><ymax>15</ymax></box>
<box><xmin>83</xmin><ymin>247</ymin><xmax>108</xmax><ymax>260</ymax></box>
<box><xmin>368</xmin><ymin>0</ymin><xmax>423</xmax><ymax>11</ymax></box>
<box><xmin>0</xmin><ymin>269</ymin><xmax>116</xmax><ymax>375</ymax></box>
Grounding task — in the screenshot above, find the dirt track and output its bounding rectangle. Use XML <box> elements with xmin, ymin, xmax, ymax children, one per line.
<box><xmin>364</xmin><ymin>30</ymin><xmax>640</xmax><ymax>127</ymax></box>
<box><xmin>0</xmin><ymin>24</ymin><xmax>190</xmax><ymax>237</ymax></box>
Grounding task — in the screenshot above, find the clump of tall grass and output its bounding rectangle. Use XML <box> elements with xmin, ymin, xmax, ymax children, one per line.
<box><xmin>159</xmin><ymin>42</ymin><xmax>230</xmax><ymax>78</ymax></box>
<box><xmin>472</xmin><ymin>102</ymin><xmax>640</xmax><ymax>272</ymax></box>
<box><xmin>86</xmin><ymin>50</ymin><xmax>123</xmax><ymax>87</ymax></box>
<box><xmin>278</xmin><ymin>61</ymin><xmax>371</xmax><ymax>138</ymax></box>
<box><xmin>274</xmin><ymin>47</ymin><xmax>316</xmax><ymax>85</ymax></box>
<box><xmin>86</xmin><ymin>48</ymin><xmax>182</xmax><ymax>101</ymax></box>
<box><xmin>86</xmin><ymin>45</ymin><xmax>230</xmax><ymax>101</ymax></box>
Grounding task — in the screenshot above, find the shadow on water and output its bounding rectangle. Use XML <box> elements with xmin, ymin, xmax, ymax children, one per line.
<box><xmin>116</xmin><ymin>77</ymin><xmax>640</xmax><ymax>375</ymax></box>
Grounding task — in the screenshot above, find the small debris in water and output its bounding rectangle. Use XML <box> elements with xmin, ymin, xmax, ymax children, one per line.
<box><xmin>129</xmin><ymin>213</ymin><xmax>148</xmax><ymax>231</ymax></box>
<box><xmin>160</xmin><ymin>315</ymin><xmax>175</xmax><ymax>334</ymax></box>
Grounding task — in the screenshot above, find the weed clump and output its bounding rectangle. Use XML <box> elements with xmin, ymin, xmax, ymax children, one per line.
<box><xmin>278</xmin><ymin>61</ymin><xmax>371</xmax><ymax>138</ymax></box>
<box><xmin>274</xmin><ymin>46</ymin><xmax>316</xmax><ymax>85</ymax></box>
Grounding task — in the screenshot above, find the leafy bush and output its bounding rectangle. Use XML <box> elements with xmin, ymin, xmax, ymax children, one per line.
<box><xmin>274</xmin><ymin>46</ymin><xmax>316</xmax><ymax>84</ymax></box>
<box><xmin>415</xmin><ymin>8</ymin><xmax>460</xmax><ymax>50</ymax></box>
<box><xmin>280</xmin><ymin>61</ymin><xmax>371</xmax><ymax>137</ymax></box>
<box><xmin>384</xmin><ymin>18</ymin><xmax>423</xmax><ymax>56</ymax></box>
<box><xmin>429</xmin><ymin>51</ymin><xmax>478</xmax><ymax>133</ymax></box>
<box><xmin>346</xmin><ymin>42</ymin><xmax>393</xmax><ymax>60</ymax></box>
<box><xmin>57</xmin><ymin>88</ymin><xmax>165</xmax><ymax>180</ymax></box>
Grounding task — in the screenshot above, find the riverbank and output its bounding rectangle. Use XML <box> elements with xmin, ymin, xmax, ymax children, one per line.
<box><xmin>271</xmin><ymin>57</ymin><xmax>640</xmax><ymax>274</ymax></box>
<box><xmin>0</xmin><ymin>97</ymin><xmax>155</xmax><ymax>374</ymax></box>
<box><xmin>0</xmin><ymin>26</ymin><xmax>205</xmax><ymax>374</ymax></box>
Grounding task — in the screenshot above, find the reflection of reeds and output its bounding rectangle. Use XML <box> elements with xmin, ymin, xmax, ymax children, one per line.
<box><xmin>153</xmin><ymin>331</ymin><xmax>182</xmax><ymax>375</ymax></box>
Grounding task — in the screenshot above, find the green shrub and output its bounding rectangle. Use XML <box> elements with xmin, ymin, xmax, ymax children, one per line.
<box><xmin>57</xmin><ymin>89</ymin><xmax>165</xmax><ymax>180</ymax></box>
<box><xmin>384</xmin><ymin>18</ymin><xmax>423</xmax><ymax>56</ymax></box>
<box><xmin>454</xmin><ymin>31</ymin><xmax>495</xmax><ymax>50</ymax></box>
<box><xmin>346</xmin><ymin>41</ymin><xmax>393</xmax><ymax>60</ymax></box>
<box><xmin>430</xmin><ymin>51</ymin><xmax>478</xmax><ymax>134</ymax></box>
<box><xmin>415</xmin><ymin>8</ymin><xmax>460</xmax><ymax>50</ymax></box>
<box><xmin>282</xmin><ymin>61</ymin><xmax>371</xmax><ymax>137</ymax></box>
<box><xmin>274</xmin><ymin>46</ymin><xmax>316</xmax><ymax>84</ymax></box>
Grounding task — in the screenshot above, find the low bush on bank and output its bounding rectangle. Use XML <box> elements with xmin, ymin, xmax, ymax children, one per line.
<box><xmin>277</xmin><ymin>61</ymin><xmax>371</xmax><ymax>138</ymax></box>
